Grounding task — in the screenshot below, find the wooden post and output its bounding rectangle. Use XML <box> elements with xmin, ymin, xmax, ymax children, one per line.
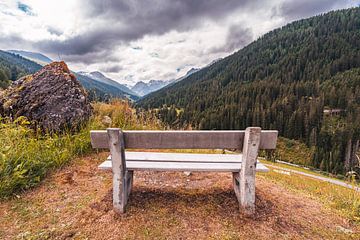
<box><xmin>107</xmin><ymin>128</ymin><xmax>129</xmax><ymax>214</ymax></box>
<box><xmin>239</xmin><ymin>127</ymin><xmax>261</xmax><ymax>216</ymax></box>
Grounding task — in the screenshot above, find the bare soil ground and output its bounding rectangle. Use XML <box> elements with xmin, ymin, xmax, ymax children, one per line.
<box><xmin>0</xmin><ymin>152</ymin><xmax>358</xmax><ymax>240</ymax></box>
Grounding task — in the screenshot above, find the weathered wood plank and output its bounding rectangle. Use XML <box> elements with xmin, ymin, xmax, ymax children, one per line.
<box><xmin>91</xmin><ymin>130</ymin><xmax>278</xmax><ymax>150</ymax></box>
<box><xmin>98</xmin><ymin>160</ymin><xmax>269</xmax><ymax>172</ymax></box>
<box><xmin>107</xmin><ymin>128</ymin><xmax>129</xmax><ymax>214</ymax></box>
<box><xmin>107</xmin><ymin>152</ymin><xmax>243</xmax><ymax>163</ymax></box>
<box><xmin>239</xmin><ymin>127</ymin><xmax>261</xmax><ymax>216</ymax></box>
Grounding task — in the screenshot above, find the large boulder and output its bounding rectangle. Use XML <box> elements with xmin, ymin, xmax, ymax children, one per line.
<box><xmin>0</xmin><ymin>61</ymin><xmax>92</xmax><ymax>133</ymax></box>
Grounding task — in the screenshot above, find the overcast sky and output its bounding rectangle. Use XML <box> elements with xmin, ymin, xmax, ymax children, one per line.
<box><xmin>0</xmin><ymin>0</ymin><xmax>359</xmax><ymax>85</ymax></box>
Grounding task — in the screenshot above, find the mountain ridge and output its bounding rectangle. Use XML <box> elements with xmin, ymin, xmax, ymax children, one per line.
<box><xmin>78</xmin><ymin>71</ymin><xmax>139</xmax><ymax>97</ymax></box>
<box><xmin>132</xmin><ymin>67</ymin><xmax>200</xmax><ymax>96</ymax></box>
<box><xmin>7</xmin><ymin>50</ymin><xmax>53</xmax><ymax>65</ymax></box>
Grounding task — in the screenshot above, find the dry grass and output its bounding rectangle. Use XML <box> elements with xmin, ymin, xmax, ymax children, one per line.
<box><xmin>262</xmin><ymin>163</ymin><xmax>360</xmax><ymax>223</ymax></box>
<box><xmin>0</xmin><ymin>152</ymin><xmax>359</xmax><ymax>240</ymax></box>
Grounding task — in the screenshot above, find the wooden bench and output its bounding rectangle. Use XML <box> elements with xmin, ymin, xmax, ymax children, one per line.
<box><xmin>90</xmin><ymin>127</ymin><xmax>278</xmax><ymax>215</ymax></box>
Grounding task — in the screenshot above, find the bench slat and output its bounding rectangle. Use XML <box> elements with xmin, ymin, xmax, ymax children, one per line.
<box><xmin>98</xmin><ymin>160</ymin><xmax>269</xmax><ymax>172</ymax></box>
<box><xmin>108</xmin><ymin>152</ymin><xmax>243</xmax><ymax>163</ymax></box>
<box><xmin>91</xmin><ymin>130</ymin><xmax>278</xmax><ymax>150</ymax></box>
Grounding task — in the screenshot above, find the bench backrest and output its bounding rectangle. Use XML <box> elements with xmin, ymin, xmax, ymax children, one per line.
<box><xmin>90</xmin><ymin>129</ymin><xmax>278</xmax><ymax>150</ymax></box>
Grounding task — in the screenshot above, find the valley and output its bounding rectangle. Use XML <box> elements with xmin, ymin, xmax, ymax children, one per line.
<box><xmin>1</xmin><ymin>3</ymin><xmax>360</xmax><ymax>240</ymax></box>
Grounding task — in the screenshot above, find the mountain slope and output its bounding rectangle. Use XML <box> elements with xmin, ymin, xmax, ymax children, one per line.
<box><xmin>75</xmin><ymin>73</ymin><xmax>139</xmax><ymax>101</ymax></box>
<box><xmin>79</xmin><ymin>71</ymin><xmax>138</xmax><ymax>97</ymax></box>
<box><xmin>0</xmin><ymin>50</ymin><xmax>42</xmax><ymax>88</ymax></box>
<box><xmin>138</xmin><ymin>7</ymin><xmax>360</xmax><ymax>174</ymax></box>
<box><xmin>7</xmin><ymin>50</ymin><xmax>53</xmax><ymax>65</ymax></box>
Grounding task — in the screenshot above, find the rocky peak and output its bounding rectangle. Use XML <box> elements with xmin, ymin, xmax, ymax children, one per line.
<box><xmin>0</xmin><ymin>61</ymin><xmax>92</xmax><ymax>133</ymax></box>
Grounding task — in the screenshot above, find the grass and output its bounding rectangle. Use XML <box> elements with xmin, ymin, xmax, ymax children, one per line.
<box><xmin>261</xmin><ymin>158</ymin><xmax>360</xmax><ymax>187</ymax></box>
<box><xmin>0</xmin><ymin>100</ymin><xmax>162</xmax><ymax>199</ymax></box>
<box><xmin>261</xmin><ymin>162</ymin><xmax>360</xmax><ymax>223</ymax></box>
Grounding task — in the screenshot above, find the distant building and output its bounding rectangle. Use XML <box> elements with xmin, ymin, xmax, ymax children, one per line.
<box><xmin>323</xmin><ymin>109</ymin><xmax>343</xmax><ymax>116</ymax></box>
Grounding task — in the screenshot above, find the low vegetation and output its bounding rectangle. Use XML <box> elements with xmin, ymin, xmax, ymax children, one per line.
<box><xmin>0</xmin><ymin>100</ymin><xmax>161</xmax><ymax>198</ymax></box>
<box><xmin>262</xmin><ymin>164</ymin><xmax>360</xmax><ymax>223</ymax></box>
<box><xmin>273</xmin><ymin>137</ymin><xmax>314</xmax><ymax>166</ymax></box>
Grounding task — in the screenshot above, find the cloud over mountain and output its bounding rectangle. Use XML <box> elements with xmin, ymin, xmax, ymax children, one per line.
<box><xmin>0</xmin><ymin>0</ymin><xmax>358</xmax><ymax>84</ymax></box>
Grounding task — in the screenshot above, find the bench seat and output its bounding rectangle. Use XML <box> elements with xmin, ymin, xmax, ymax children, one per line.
<box><xmin>99</xmin><ymin>151</ymin><xmax>269</xmax><ymax>172</ymax></box>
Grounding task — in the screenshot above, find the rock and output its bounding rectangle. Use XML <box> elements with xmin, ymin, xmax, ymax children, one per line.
<box><xmin>0</xmin><ymin>61</ymin><xmax>92</xmax><ymax>133</ymax></box>
<box><xmin>336</xmin><ymin>226</ymin><xmax>353</xmax><ymax>234</ymax></box>
<box><xmin>101</xmin><ymin>116</ymin><xmax>112</xmax><ymax>127</ymax></box>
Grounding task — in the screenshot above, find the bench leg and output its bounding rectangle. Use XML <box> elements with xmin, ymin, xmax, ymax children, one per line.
<box><xmin>108</xmin><ymin>128</ymin><xmax>131</xmax><ymax>214</ymax></box>
<box><xmin>238</xmin><ymin>127</ymin><xmax>261</xmax><ymax>216</ymax></box>
<box><xmin>112</xmin><ymin>170</ymin><xmax>133</xmax><ymax>213</ymax></box>
<box><xmin>113</xmin><ymin>171</ymin><xmax>127</xmax><ymax>213</ymax></box>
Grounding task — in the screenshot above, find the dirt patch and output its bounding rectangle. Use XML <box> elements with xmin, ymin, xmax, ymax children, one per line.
<box><xmin>0</xmin><ymin>152</ymin><xmax>358</xmax><ymax>239</ymax></box>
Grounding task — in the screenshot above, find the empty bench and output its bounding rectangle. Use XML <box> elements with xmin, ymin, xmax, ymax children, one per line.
<box><xmin>90</xmin><ymin>127</ymin><xmax>278</xmax><ymax>215</ymax></box>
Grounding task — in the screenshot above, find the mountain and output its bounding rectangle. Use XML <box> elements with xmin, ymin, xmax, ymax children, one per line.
<box><xmin>79</xmin><ymin>71</ymin><xmax>138</xmax><ymax>97</ymax></box>
<box><xmin>132</xmin><ymin>68</ymin><xmax>200</xmax><ymax>97</ymax></box>
<box><xmin>131</xmin><ymin>80</ymin><xmax>169</xmax><ymax>96</ymax></box>
<box><xmin>0</xmin><ymin>50</ymin><xmax>138</xmax><ymax>101</ymax></box>
<box><xmin>138</xmin><ymin>7</ymin><xmax>360</xmax><ymax>174</ymax></box>
<box><xmin>0</xmin><ymin>50</ymin><xmax>42</xmax><ymax>88</ymax></box>
<box><xmin>7</xmin><ymin>50</ymin><xmax>53</xmax><ymax>65</ymax></box>
<box><xmin>169</xmin><ymin>67</ymin><xmax>200</xmax><ymax>85</ymax></box>
<box><xmin>76</xmin><ymin>72</ymin><xmax>139</xmax><ymax>101</ymax></box>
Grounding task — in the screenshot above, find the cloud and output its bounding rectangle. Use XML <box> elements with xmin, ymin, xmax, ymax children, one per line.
<box><xmin>279</xmin><ymin>0</ymin><xmax>348</xmax><ymax>20</ymax></box>
<box><xmin>209</xmin><ymin>25</ymin><xmax>253</xmax><ymax>54</ymax></box>
<box><xmin>99</xmin><ymin>64</ymin><xmax>124</xmax><ymax>73</ymax></box>
<box><xmin>0</xmin><ymin>0</ymin><xmax>359</xmax><ymax>84</ymax></box>
<box><xmin>34</xmin><ymin>0</ymin><xmax>255</xmax><ymax>56</ymax></box>
<box><xmin>46</xmin><ymin>26</ymin><xmax>63</xmax><ymax>37</ymax></box>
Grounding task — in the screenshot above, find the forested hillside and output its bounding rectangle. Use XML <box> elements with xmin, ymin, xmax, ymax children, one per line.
<box><xmin>0</xmin><ymin>50</ymin><xmax>41</xmax><ymax>88</ymax></box>
<box><xmin>138</xmin><ymin>7</ymin><xmax>360</xmax><ymax>175</ymax></box>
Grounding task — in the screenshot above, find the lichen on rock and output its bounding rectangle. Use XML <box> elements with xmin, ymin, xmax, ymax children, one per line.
<box><xmin>0</xmin><ymin>61</ymin><xmax>93</xmax><ymax>133</ymax></box>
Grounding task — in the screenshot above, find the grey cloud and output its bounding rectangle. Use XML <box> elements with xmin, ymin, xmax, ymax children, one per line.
<box><xmin>0</xmin><ymin>34</ymin><xmax>31</xmax><ymax>50</ymax></box>
<box><xmin>13</xmin><ymin>0</ymin><xmax>348</xmax><ymax>60</ymax></box>
<box><xmin>99</xmin><ymin>64</ymin><xmax>124</xmax><ymax>73</ymax></box>
<box><xmin>223</xmin><ymin>25</ymin><xmax>253</xmax><ymax>52</ymax></box>
<box><xmin>57</xmin><ymin>50</ymin><xmax>119</xmax><ymax>65</ymax></box>
<box><xmin>34</xmin><ymin>0</ymin><xmax>255</xmax><ymax>57</ymax></box>
<box><xmin>279</xmin><ymin>0</ymin><xmax>344</xmax><ymax>20</ymax></box>
<box><xmin>47</xmin><ymin>26</ymin><xmax>63</xmax><ymax>36</ymax></box>
<box><xmin>209</xmin><ymin>25</ymin><xmax>253</xmax><ymax>54</ymax></box>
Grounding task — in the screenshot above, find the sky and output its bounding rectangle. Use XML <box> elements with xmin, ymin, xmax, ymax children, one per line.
<box><xmin>0</xmin><ymin>0</ymin><xmax>359</xmax><ymax>85</ymax></box>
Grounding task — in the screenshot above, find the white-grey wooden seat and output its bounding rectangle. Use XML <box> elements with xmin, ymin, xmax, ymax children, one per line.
<box><xmin>99</xmin><ymin>152</ymin><xmax>270</xmax><ymax>172</ymax></box>
<box><xmin>90</xmin><ymin>127</ymin><xmax>278</xmax><ymax>215</ymax></box>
